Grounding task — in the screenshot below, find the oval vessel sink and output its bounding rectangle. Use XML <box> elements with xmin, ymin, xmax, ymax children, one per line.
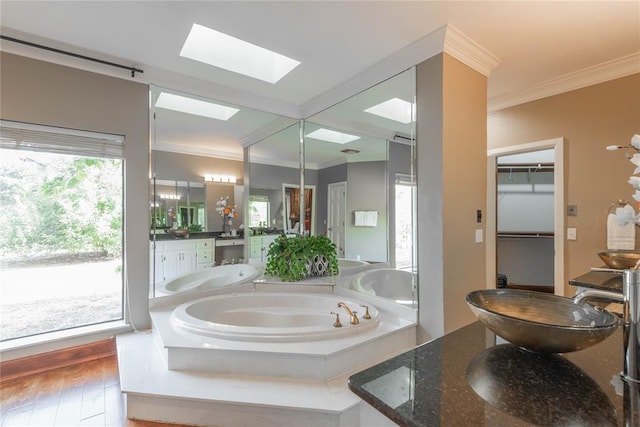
<box><xmin>598</xmin><ymin>250</ymin><xmax>640</xmax><ymax>269</ymax></box>
<box><xmin>466</xmin><ymin>289</ymin><xmax>619</xmax><ymax>353</ymax></box>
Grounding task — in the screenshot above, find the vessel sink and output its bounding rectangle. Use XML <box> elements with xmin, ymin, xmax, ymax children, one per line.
<box><xmin>598</xmin><ymin>250</ymin><xmax>640</xmax><ymax>269</ymax></box>
<box><xmin>466</xmin><ymin>289</ymin><xmax>619</xmax><ymax>353</ymax></box>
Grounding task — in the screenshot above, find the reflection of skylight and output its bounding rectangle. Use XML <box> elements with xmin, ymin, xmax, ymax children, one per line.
<box><xmin>364</xmin><ymin>98</ymin><xmax>414</xmax><ymax>124</ymax></box>
<box><xmin>180</xmin><ymin>23</ymin><xmax>300</xmax><ymax>84</ymax></box>
<box><xmin>306</xmin><ymin>129</ymin><xmax>360</xmax><ymax>144</ymax></box>
<box><xmin>155</xmin><ymin>92</ymin><xmax>239</xmax><ymax>121</ymax></box>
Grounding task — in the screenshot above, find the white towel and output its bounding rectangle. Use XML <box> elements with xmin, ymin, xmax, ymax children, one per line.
<box><xmin>607</xmin><ymin>212</ymin><xmax>636</xmax><ymax>250</ymax></box>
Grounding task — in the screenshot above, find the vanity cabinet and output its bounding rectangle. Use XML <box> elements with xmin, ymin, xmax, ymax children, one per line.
<box><xmin>249</xmin><ymin>234</ymin><xmax>279</xmax><ymax>263</ymax></box>
<box><xmin>150</xmin><ymin>238</ymin><xmax>215</xmax><ymax>283</ymax></box>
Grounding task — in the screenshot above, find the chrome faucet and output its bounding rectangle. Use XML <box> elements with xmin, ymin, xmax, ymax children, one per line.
<box><xmin>337</xmin><ymin>302</ymin><xmax>359</xmax><ymax>325</ymax></box>
<box><xmin>573</xmin><ymin>269</ymin><xmax>639</xmax><ymax>384</ymax></box>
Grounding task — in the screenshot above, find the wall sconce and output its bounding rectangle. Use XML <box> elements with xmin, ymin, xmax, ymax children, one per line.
<box><xmin>205</xmin><ymin>174</ymin><xmax>237</xmax><ymax>184</ymax></box>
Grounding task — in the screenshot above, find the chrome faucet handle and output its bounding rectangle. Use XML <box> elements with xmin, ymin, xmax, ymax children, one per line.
<box><xmin>360</xmin><ymin>305</ymin><xmax>372</xmax><ymax>320</ymax></box>
<box><xmin>330</xmin><ymin>312</ymin><xmax>342</xmax><ymax>328</ymax></box>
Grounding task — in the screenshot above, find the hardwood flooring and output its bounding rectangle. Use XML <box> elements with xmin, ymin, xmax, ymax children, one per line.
<box><xmin>0</xmin><ymin>355</ymin><xmax>186</xmax><ymax>427</ymax></box>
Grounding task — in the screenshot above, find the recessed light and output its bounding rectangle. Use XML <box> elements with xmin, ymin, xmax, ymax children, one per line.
<box><xmin>180</xmin><ymin>23</ymin><xmax>300</xmax><ymax>84</ymax></box>
<box><xmin>155</xmin><ymin>92</ymin><xmax>239</xmax><ymax>121</ymax></box>
<box><xmin>306</xmin><ymin>129</ymin><xmax>361</xmax><ymax>144</ymax></box>
<box><xmin>364</xmin><ymin>98</ymin><xmax>415</xmax><ymax>124</ymax></box>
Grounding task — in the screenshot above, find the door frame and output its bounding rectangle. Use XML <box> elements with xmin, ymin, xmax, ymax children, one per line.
<box><xmin>486</xmin><ymin>137</ymin><xmax>566</xmax><ymax>296</ymax></box>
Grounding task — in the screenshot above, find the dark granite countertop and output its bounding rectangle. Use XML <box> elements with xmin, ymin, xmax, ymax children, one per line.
<box><xmin>150</xmin><ymin>232</ymin><xmax>244</xmax><ymax>241</ymax></box>
<box><xmin>348</xmin><ymin>321</ymin><xmax>639</xmax><ymax>426</ymax></box>
<box><xmin>569</xmin><ymin>270</ymin><xmax>623</xmax><ymax>293</ymax></box>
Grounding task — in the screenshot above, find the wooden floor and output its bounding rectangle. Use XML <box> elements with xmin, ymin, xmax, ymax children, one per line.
<box><xmin>0</xmin><ymin>355</ymin><xmax>186</xmax><ymax>427</ymax></box>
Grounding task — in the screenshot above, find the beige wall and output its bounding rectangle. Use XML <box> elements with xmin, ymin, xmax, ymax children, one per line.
<box><xmin>0</xmin><ymin>52</ymin><xmax>150</xmax><ymax>355</ymax></box>
<box><xmin>417</xmin><ymin>54</ymin><xmax>487</xmax><ymax>341</ymax></box>
<box><xmin>488</xmin><ymin>74</ymin><xmax>640</xmax><ymax>294</ymax></box>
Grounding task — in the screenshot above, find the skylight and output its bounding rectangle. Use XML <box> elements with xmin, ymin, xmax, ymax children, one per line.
<box><xmin>180</xmin><ymin>23</ymin><xmax>301</xmax><ymax>84</ymax></box>
<box><xmin>155</xmin><ymin>92</ymin><xmax>239</xmax><ymax>121</ymax></box>
<box><xmin>364</xmin><ymin>98</ymin><xmax>415</xmax><ymax>124</ymax></box>
<box><xmin>306</xmin><ymin>129</ymin><xmax>360</xmax><ymax>144</ymax></box>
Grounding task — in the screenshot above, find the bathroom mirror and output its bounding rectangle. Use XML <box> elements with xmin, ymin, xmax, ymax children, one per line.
<box><xmin>149</xmin><ymin>85</ymin><xmax>291</xmax><ymax>296</ymax></box>
<box><xmin>306</xmin><ymin>67</ymin><xmax>417</xmax><ymax>307</ymax></box>
<box><xmin>246</xmin><ymin>68</ymin><xmax>416</xmax><ymax>307</ymax></box>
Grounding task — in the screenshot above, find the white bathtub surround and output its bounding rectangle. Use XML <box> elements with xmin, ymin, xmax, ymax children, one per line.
<box><xmin>349</xmin><ymin>268</ymin><xmax>417</xmax><ymax>308</ymax></box>
<box><xmin>117</xmin><ymin>285</ymin><xmax>416</xmax><ymax>426</ymax></box>
<box><xmin>155</xmin><ymin>263</ymin><xmax>263</xmax><ymax>295</ymax></box>
<box><xmin>170</xmin><ymin>292</ymin><xmax>381</xmax><ymax>342</ymax></box>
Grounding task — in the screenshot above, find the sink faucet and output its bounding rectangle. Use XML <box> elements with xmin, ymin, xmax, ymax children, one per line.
<box><xmin>337</xmin><ymin>302</ymin><xmax>359</xmax><ymax>325</ymax></box>
<box><xmin>573</xmin><ymin>269</ymin><xmax>639</xmax><ymax>384</ymax></box>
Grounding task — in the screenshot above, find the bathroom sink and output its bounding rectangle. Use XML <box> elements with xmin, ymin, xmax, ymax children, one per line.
<box><xmin>598</xmin><ymin>250</ymin><xmax>640</xmax><ymax>270</ymax></box>
<box><xmin>466</xmin><ymin>289</ymin><xmax>619</xmax><ymax>353</ymax></box>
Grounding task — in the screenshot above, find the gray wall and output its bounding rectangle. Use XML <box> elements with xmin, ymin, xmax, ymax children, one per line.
<box><xmin>0</xmin><ymin>52</ymin><xmax>150</xmax><ymax>358</ymax></box>
<box><xmin>346</xmin><ymin>161</ymin><xmax>388</xmax><ymax>262</ymax></box>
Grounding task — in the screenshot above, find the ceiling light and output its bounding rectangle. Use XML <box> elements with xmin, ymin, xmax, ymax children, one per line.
<box><xmin>341</xmin><ymin>148</ymin><xmax>360</xmax><ymax>155</ymax></box>
<box><xmin>180</xmin><ymin>23</ymin><xmax>300</xmax><ymax>84</ymax></box>
<box><xmin>364</xmin><ymin>98</ymin><xmax>415</xmax><ymax>124</ymax></box>
<box><xmin>155</xmin><ymin>92</ymin><xmax>239</xmax><ymax>121</ymax></box>
<box><xmin>306</xmin><ymin>129</ymin><xmax>360</xmax><ymax>144</ymax></box>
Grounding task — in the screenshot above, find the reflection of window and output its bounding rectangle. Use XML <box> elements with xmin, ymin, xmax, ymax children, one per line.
<box><xmin>395</xmin><ymin>174</ymin><xmax>416</xmax><ymax>270</ymax></box>
<box><xmin>249</xmin><ymin>195</ymin><xmax>270</xmax><ymax>227</ymax></box>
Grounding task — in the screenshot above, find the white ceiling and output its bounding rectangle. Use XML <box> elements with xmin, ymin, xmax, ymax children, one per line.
<box><xmin>1</xmin><ymin>1</ymin><xmax>639</xmax><ymax>164</ymax></box>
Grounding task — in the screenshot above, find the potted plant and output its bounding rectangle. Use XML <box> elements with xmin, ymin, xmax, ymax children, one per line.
<box><xmin>265</xmin><ymin>235</ymin><xmax>339</xmax><ymax>282</ymax></box>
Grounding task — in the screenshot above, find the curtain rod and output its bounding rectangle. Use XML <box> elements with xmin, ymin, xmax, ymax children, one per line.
<box><xmin>1</xmin><ymin>35</ymin><xmax>144</xmax><ymax>78</ymax></box>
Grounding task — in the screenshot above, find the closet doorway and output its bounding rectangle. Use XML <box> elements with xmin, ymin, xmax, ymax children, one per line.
<box><xmin>486</xmin><ymin>138</ymin><xmax>566</xmax><ymax>296</ymax></box>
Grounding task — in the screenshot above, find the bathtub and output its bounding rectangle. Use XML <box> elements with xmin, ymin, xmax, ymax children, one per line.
<box><xmin>170</xmin><ymin>292</ymin><xmax>380</xmax><ymax>342</ymax></box>
<box><xmin>157</xmin><ymin>263</ymin><xmax>262</xmax><ymax>295</ymax></box>
<box><xmin>350</xmin><ymin>268</ymin><xmax>416</xmax><ymax>306</ymax></box>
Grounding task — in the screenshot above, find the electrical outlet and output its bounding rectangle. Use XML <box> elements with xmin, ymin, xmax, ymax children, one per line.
<box><xmin>567</xmin><ymin>228</ymin><xmax>577</xmax><ymax>240</ymax></box>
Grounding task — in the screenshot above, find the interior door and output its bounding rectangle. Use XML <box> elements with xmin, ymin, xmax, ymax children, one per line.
<box><xmin>328</xmin><ymin>181</ymin><xmax>347</xmax><ymax>258</ymax></box>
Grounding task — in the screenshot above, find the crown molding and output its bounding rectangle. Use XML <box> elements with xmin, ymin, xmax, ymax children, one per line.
<box><xmin>443</xmin><ymin>25</ymin><xmax>501</xmax><ymax>77</ymax></box>
<box><xmin>488</xmin><ymin>52</ymin><xmax>640</xmax><ymax>112</ymax></box>
<box><xmin>301</xmin><ymin>24</ymin><xmax>500</xmax><ymax>119</ymax></box>
<box><xmin>153</xmin><ymin>143</ymin><xmax>243</xmax><ymax>161</ymax></box>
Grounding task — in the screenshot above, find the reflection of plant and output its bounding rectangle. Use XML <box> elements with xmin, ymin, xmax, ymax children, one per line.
<box><xmin>608</xmin><ymin>134</ymin><xmax>640</xmax><ymax>226</ymax></box>
<box><xmin>265</xmin><ymin>235</ymin><xmax>339</xmax><ymax>281</ymax></box>
<box><xmin>216</xmin><ymin>197</ymin><xmax>237</xmax><ymax>221</ymax></box>
<box><xmin>188</xmin><ymin>224</ymin><xmax>203</xmax><ymax>232</ymax></box>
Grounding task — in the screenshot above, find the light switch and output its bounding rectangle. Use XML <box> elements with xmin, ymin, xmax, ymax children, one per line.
<box><xmin>567</xmin><ymin>228</ymin><xmax>577</xmax><ymax>240</ymax></box>
<box><xmin>475</xmin><ymin>229</ymin><xmax>483</xmax><ymax>243</ymax></box>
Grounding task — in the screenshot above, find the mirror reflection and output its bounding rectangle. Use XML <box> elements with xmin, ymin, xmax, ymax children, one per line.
<box><xmin>150</xmin><ymin>67</ymin><xmax>416</xmax><ymax>308</ymax></box>
<box><xmin>246</xmin><ymin>68</ymin><xmax>417</xmax><ymax>307</ymax></box>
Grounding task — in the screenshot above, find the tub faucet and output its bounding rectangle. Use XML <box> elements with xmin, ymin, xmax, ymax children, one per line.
<box><xmin>337</xmin><ymin>302</ymin><xmax>359</xmax><ymax>325</ymax></box>
<box><xmin>573</xmin><ymin>269</ymin><xmax>639</xmax><ymax>384</ymax></box>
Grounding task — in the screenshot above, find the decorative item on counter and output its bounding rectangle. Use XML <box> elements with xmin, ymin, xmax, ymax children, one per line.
<box><xmin>216</xmin><ymin>196</ymin><xmax>237</xmax><ymax>235</ymax></box>
<box><xmin>606</xmin><ymin>200</ymin><xmax>635</xmax><ymax>250</ymax></box>
<box><xmin>606</xmin><ymin>134</ymin><xmax>640</xmax><ymax>230</ymax></box>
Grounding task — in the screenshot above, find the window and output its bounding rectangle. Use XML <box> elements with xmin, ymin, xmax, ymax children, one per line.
<box><xmin>249</xmin><ymin>195</ymin><xmax>270</xmax><ymax>227</ymax></box>
<box><xmin>0</xmin><ymin>120</ymin><xmax>124</xmax><ymax>341</ymax></box>
<box><xmin>395</xmin><ymin>174</ymin><xmax>416</xmax><ymax>270</ymax></box>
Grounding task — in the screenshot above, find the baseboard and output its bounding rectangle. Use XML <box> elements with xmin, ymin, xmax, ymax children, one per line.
<box><xmin>0</xmin><ymin>337</ymin><xmax>116</xmax><ymax>383</ymax></box>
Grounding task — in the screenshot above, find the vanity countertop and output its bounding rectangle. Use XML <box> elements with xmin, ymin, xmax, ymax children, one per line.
<box><xmin>150</xmin><ymin>232</ymin><xmax>243</xmax><ymax>241</ymax></box>
<box><xmin>569</xmin><ymin>270</ymin><xmax>623</xmax><ymax>293</ymax></box>
<box><xmin>348</xmin><ymin>321</ymin><xmax>638</xmax><ymax>426</ymax></box>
